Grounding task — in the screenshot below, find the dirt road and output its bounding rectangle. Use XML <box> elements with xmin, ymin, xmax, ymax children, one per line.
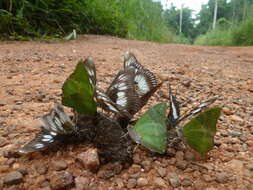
<box><xmin>0</xmin><ymin>35</ymin><xmax>252</xmax><ymax>189</ymax></box>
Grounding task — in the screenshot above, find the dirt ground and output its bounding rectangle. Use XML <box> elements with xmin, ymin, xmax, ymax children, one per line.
<box><xmin>0</xmin><ymin>35</ymin><xmax>252</xmax><ymax>190</ymax></box>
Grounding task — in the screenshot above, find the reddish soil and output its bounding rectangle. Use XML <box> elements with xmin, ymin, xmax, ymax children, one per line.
<box><xmin>0</xmin><ymin>35</ymin><xmax>253</xmax><ymax>189</ymax></box>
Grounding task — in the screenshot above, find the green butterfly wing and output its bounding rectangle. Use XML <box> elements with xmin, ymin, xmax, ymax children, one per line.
<box><xmin>130</xmin><ymin>103</ymin><xmax>167</xmax><ymax>154</ymax></box>
<box><xmin>182</xmin><ymin>107</ymin><xmax>221</xmax><ymax>155</ymax></box>
<box><xmin>62</xmin><ymin>60</ymin><xmax>97</xmax><ymax>115</ymax></box>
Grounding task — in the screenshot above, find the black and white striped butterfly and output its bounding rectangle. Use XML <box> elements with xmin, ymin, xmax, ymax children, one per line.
<box><xmin>84</xmin><ymin>57</ymin><xmax>132</xmax><ymax>119</ymax></box>
<box><xmin>20</xmin><ymin>102</ymin><xmax>75</xmax><ymax>153</ymax></box>
<box><xmin>123</xmin><ymin>51</ymin><xmax>162</xmax><ymax>108</ymax></box>
<box><xmin>106</xmin><ymin>67</ymin><xmax>142</xmax><ymax>116</ymax></box>
<box><xmin>124</xmin><ymin>51</ymin><xmax>158</xmax><ymax>97</ymax></box>
<box><xmin>167</xmin><ymin>86</ymin><xmax>217</xmax><ymax>128</ymax></box>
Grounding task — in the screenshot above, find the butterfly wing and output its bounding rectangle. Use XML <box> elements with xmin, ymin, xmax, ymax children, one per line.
<box><xmin>123</xmin><ymin>51</ymin><xmax>144</xmax><ymax>72</ymax></box>
<box><xmin>19</xmin><ymin>129</ymin><xmax>59</xmax><ymax>153</ymax></box>
<box><xmin>124</xmin><ymin>51</ymin><xmax>158</xmax><ymax>96</ymax></box>
<box><xmin>167</xmin><ymin>85</ymin><xmax>181</xmax><ymax>127</ymax></box>
<box><xmin>95</xmin><ymin>88</ymin><xmax>132</xmax><ymax>119</ymax></box>
<box><xmin>19</xmin><ymin>103</ymin><xmax>75</xmax><ymax>153</ymax></box>
<box><xmin>177</xmin><ymin>96</ymin><xmax>218</xmax><ymax>124</ymax></box>
<box><xmin>106</xmin><ymin>67</ymin><xmax>141</xmax><ymax>116</ymax></box>
<box><xmin>84</xmin><ymin>57</ymin><xmax>96</xmax><ymax>86</ymax></box>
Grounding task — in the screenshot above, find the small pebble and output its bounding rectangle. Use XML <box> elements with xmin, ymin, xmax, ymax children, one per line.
<box><xmin>203</xmin><ymin>174</ymin><xmax>214</xmax><ymax>182</ymax></box>
<box><xmin>137</xmin><ymin>177</ymin><xmax>148</xmax><ymax>187</ymax></box>
<box><xmin>77</xmin><ymin>148</ymin><xmax>100</xmax><ymax>173</ymax></box>
<box><xmin>176</xmin><ymin>160</ymin><xmax>188</xmax><ymax>170</ymax></box>
<box><xmin>157</xmin><ymin>167</ymin><xmax>167</xmax><ymax>177</ymax></box>
<box><xmin>153</xmin><ymin>177</ymin><xmax>166</xmax><ymax>188</ymax></box>
<box><xmin>181</xmin><ymin>178</ymin><xmax>192</xmax><ymax>187</ymax></box>
<box><xmin>52</xmin><ymin>160</ymin><xmax>68</xmax><ymax>171</ymax></box>
<box><xmin>50</xmin><ymin>171</ymin><xmax>73</xmax><ymax>190</ymax></box>
<box><xmin>18</xmin><ymin>167</ymin><xmax>28</xmax><ymax>175</ymax></box>
<box><xmin>245</xmin><ymin>163</ymin><xmax>253</xmax><ymax>171</ymax></box>
<box><xmin>0</xmin><ymin>137</ymin><xmax>8</xmax><ymax>147</ymax></box>
<box><xmin>4</xmin><ymin>171</ymin><xmax>23</xmax><ymax>185</ymax></box>
<box><xmin>184</xmin><ymin>151</ymin><xmax>195</xmax><ymax>161</ymax></box>
<box><xmin>215</xmin><ymin>172</ymin><xmax>228</xmax><ymax>183</ymax></box>
<box><xmin>75</xmin><ymin>176</ymin><xmax>90</xmax><ymax>189</ymax></box>
<box><xmin>127</xmin><ymin>178</ymin><xmax>137</xmax><ymax>189</ymax></box>
<box><xmin>169</xmin><ymin>178</ymin><xmax>180</xmax><ymax>188</ymax></box>
<box><xmin>35</xmin><ymin>164</ymin><xmax>48</xmax><ymax>175</ymax></box>
<box><xmin>230</xmin><ymin>115</ymin><xmax>243</xmax><ymax>123</ymax></box>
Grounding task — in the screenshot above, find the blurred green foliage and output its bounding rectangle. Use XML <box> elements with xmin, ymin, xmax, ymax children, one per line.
<box><xmin>0</xmin><ymin>0</ymin><xmax>173</xmax><ymax>42</ymax></box>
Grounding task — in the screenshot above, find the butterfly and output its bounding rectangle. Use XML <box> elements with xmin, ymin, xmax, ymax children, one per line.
<box><xmin>167</xmin><ymin>85</ymin><xmax>218</xmax><ymax>128</ymax></box>
<box><xmin>123</xmin><ymin>51</ymin><xmax>162</xmax><ymax>109</ymax></box>
<box><xmin>19</xmin><ymin>102</ymin><xmax>75</xmax><ymax>153</ymax></box>
<box><xmin>84</xmin><ymin>57</ymin><xmax>132</xmax><ymax>119</ymax></box>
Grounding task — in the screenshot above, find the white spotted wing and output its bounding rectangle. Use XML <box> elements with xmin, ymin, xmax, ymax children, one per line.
<box><xmin>19</xmin><ymin>103</ymin><xmax>75</xmax><ymax>153</ymax></box>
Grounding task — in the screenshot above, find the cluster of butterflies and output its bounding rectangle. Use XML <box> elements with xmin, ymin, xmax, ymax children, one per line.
<box><xmin>19</xmin><ymin>52</ymin><xmax>218</xmax><ymax>154</ymax></box>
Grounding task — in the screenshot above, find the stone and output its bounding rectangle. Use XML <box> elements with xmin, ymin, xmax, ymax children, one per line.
<box><xmin>4</xmin><ymin>171</ymin><xmax>23</xmax><ymax>185</ymax></box>
<box><xmin>215</xmin><ymin>172</ymin><xmax>228</xmax><ymax>183</ymax></box>
<box><xmin>0</xmin><ymin>137</ymin><xmax>8</xmax><ymax>147</ymax></box>
<box><xmin>141</xmin><ymin>160</ymin><xmax>151</xmax><ymax>171</ymax></box>
<box><xmin>40</xmin><ymin>180</ymin><xmax>50</xmax><ymax>188</ymax></box>
<box><xmin>52</xmin><ymin>160</ymin><xmax>68</xmax><ymax>171</ymax></box>
<box><xmin>50</xmin><ymin>171</ymin><xmax>73</xmax><ymax>190</ymax></box>
<box><xmin>75</xmin><ymin>176</ymin><xmax>90</xmax><ymax>190</ymax></box>
<box><xmin>126</xmin><ymin>179</ymin><xmax>137</xmax><ymax>189</ymax></box>
<box><xmin>245</xmin><ymin>163</ymin><xmax>253</xmax><ymax>171</ymax></box>
<box><xmin>6</xmin><ymin>158</ymin><xmax>15</xmax><ymax>165</ymax></box>
<box><xmin>35</xmin><ymin>164</ymin><xmax>48</xmax><ymax>175</ymax></box>
<box><xmin>230</xmin><ymin>115</ymin><xmax>243</xmax><ymax>123</ymax></box>
<box><xmin>229</xmin><ymin>130</ymin><xmax>242</xmax><ymax>137</ymax></box>
<box><xmin>175</xmin><ymin>151</ymin><xmax>184</xmax><ymax>160</ymax></box>
<box><xmin>115</xmin><ymin>178</ymin><xmax>124</xmax><ymax>189</ymax></box>
<box><xmin>203</xmin><ymin>174</ymin><xmax>214</xmax><ymax>182</ymax></box>
<box><xmin>18</xmin><ymin>167</ymin><xmax>28</xmax><ymax>175</ymax></box>
<box><xmin>169</xmin><ymin>178</ymin><xmax>180</xmax><ymax>188</ymax></box>
<box><xmin>184</xmin><ymin>151</ymin><xmax>195</xmax><ymax>161</ymax></box>
<box><xmin>137</xmin><ymin>177</ymin><xmax>148</xmax><ymax>187</ymax></box>
<box><xmin>176</xmin><ymin>160</ymin><xmax>188</xmax><ymax>170</ymax></box>
<box><xmin>157</xmin><ymin>167</ymin><xmax>167</xmax><ymax>177</ymax></box>
<box><xmin>133</xmin><ymin>153</ymin><xmax>141</xmax><ymax>164</ymax></box>
<box><xmin>166</xmin><ymin>148</ymin><xmax>176</xmax><ymax>156</ymax></box>
<box><xmin>153</xmin><ymin>177</ymin><xmax>166</xmax><ymax>188</ymax></box>
<box><xmin>181</xmin><ymin>178</ymin><xmax>192</xmax><ymax>187</ymax></box>
<box><xmin>77</xmin><ymin>148</ymin><xmax>100</xmax><ymax>173</ymax></box>
<box><xmin>222</xmin><ymin>107</ymin><xmax>232</xmax><ymax>115</ymax></box>
<box><xmin>228</xmin><ymin>159</ymin><xmax>244</xmax><ymax>172</ymax></box>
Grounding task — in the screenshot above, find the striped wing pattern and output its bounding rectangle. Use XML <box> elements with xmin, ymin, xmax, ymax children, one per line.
<box><xmin>178</xmin><ymin>97</ymin><xmax>217</xmax><ymax>124</ymax></box>
<box><xmin>19</xmin><ymin>103</ymin><xmax>75</xmax><ymax>153</ymax></box>
<box><xmin>167</xmin><ymin>85</ymin><xmax>181</xmax><ymax>127</ymax></box>
<box><xmin>123</xmin><ymin>51</ymin><xmax>160</xmax><ymax>106</ymax></box>
<box><xmin>84</xmin><ymin>57</ymin><xmax>96</xmax><ymax>86</ymax></box>
<box><xmin>84</xmin><ymin>57</ymin><xmax>132</xmax><ymax>118</ymax></box>
<box><xmin>95</xmin><ymin>88</ymin><xmax>132</xmax><ymax>119</ymax></box>
<box><xmin>106</xmin><ymin>67</ymin><xmax>141</xmax><ymax>116</ymax></box>
<box><xmin>167</xmin><ymin>89</ymin><xmax>218</xmax><ymax>126</ymax></box>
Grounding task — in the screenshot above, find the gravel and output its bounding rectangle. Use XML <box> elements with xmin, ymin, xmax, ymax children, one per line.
<box><xmin>1</xmin><ymin>35</ymin><xmax>253</xmax><ymax>190</ymax></box>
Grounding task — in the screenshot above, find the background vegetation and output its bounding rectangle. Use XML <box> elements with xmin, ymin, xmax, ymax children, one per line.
<box><xmin>0</xmin><ymin>0</ymin><xmax>253</xmax><ymax>45</ymax></box>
